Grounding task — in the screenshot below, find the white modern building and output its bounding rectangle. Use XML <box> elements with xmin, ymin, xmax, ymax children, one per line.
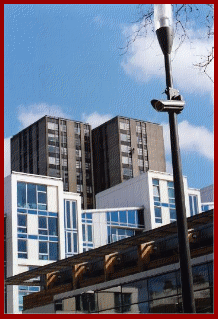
<box><xmin>4</xmin><ymin>172</ymin><xmax>82</xmax><ymax>313</ymax></box>
<box><xmin>96</xmin><ymin>170</ymin><xmax>202</xmax><ymax>231</ymax></box>
<box><xmin>4</xmin><ymin>170</ymin><xmax>203</xmax><ymax>313</ymax></box>
<box><xmin>4</xmin><ymin>172</ymin><xmax>144</xmax><ymax>313</ymax></box>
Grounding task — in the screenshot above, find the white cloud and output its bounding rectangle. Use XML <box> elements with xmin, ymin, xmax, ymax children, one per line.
<box><xmin>82</xmin><ymin>111</ymin><xmax>112</xmax><ymax>129</ymax></box>
<box><xmin>4</xmin><ymin>137</ymin><xmax>11</xmax><ymax>177</ymax></box>
<box><xmin>121</xmin><ymin>23</ymin><xmax>214</xmax><ymax>95</ymax></box>
<box><xmin>17</xmin><ymin>103</ymin><xmax>69</xmax><ymax>129</ymax></box>
<box><xmin>162</xmin><ymin>120</ymin><xmax>214</xmax><ymax>161</ymax></box>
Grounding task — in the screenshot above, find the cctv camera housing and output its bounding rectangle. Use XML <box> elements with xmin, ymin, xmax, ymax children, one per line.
<box><xmin>151</xmin><ymin>99</ymin><xmax>185</xmax><ymax>113</ymax></box>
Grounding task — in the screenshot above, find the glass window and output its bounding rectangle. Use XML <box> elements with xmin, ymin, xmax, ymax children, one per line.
<box><xmin>122</xmin><ymin>156</ymin><xmax>132</xmax><ymax>165</ymax></box>
<box><xmin>18</xmin><ymin>214</ymin><xmax>27</xmax><ymax>227</ymax></box>
<box><xmin>18</xmin><ymin>239</ymin><xmax>27</xmax><ymax>259</ymax></box>
<box><xmin>148</xmin><ymin>272</ymin><xmax>177</xmax><ymax>300</ymax></box>
<box><xmin>128</xmin><ymin>210</ymin><xmax>136</xmax><ymax>225</ymax></box>
<box><xmin>39</xmin><ymin>216</ymin><xmax>47</xmax><ymax>229</ymax></box>
<box><xmin>72</xmin><ymin>202</ymin><xmax>77</xmax><ymax>228</ymax></box>
<box><xmin>122</xmin><ymin>279</ymin><xmax>148</xmax><ymax>305</ymax></box>
<box><xmin>97</xmin><ymin>286</ymin><xmax>122</xmax><ymax>312</ymax></box>
<box><xmin>123</xmin><ymin>168</ymin><xmax>133</xmax><ymax>177</ymax></box>
<box><xmin>48</xmin><ymin>217</ymin><xmax>58</xmax><ymax>236</ymax></box>
<box><xmin>189</xmin><ymin>195</ymin><xmax>199</xmax><ymax>216</ymax></box>
<box><xmin>120</xmin><ymin>133</ymin><xmax>130</xmax><ymax>142</ymax></box>
<box><xmin>87</xmin><ymin>225</ymin><xmax>92</xmax><ymax>242</ymax></box>
<box><xmin>154</xmin><ymin>207</ymin><xmax>162</xmax><ymax>223</ymax></box>
<box><xmin>149</xmin><ymin>296</ymin><xmax>179</xmax><ymax>313</ymax></box>
<box><xmin>38</xmin><ymin>192</ymin><xmax>47</xmax><ymax>204</ymax></box>
<box><xmin>67</xmin><ymin>232</ymin><xmax>72</xmax><ymax>252</ymax></box>
<box><xmin>49</xmin><ymin>242</ymin><xmax>58</xmax><ymax>261</ymax></box>
<box><xmin>111</xmin><ymin>212</ymin><xmax>119</xmax><ymax>223</ymax></box>
<box><xmin>192</xmin><ymin>264</ymin><xmax>210</xmax><ymax>290</ymax></box>
<box><xmin>39</xmin><ymin>241</ymin><xmax>48</xmax><ymax>260</ymax></box>
<box><xmin>119</xmin><ymin>211</ymin><xmax>127</xmax><ymax>224</ymax></box>
<box><xmin>170</xmin><ymin>209</ymin><xmax>177</xmax><ymax>222</ymax></box>
<box><xmin>194</xmin><ymin>289</ymin><xmax>212</xmax><ymax>313</ymax></box>
<box><xmin>17</xmin><ymin>182</ymin><xmax>26</xmax><ymax>208</ymax></box>
<box><xmin>27</xmin><ymin>184</ymin><xmax>37</xmax><ymax>209</ymax></box>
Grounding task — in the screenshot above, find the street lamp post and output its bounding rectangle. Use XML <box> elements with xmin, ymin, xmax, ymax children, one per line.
<box><xmin>151</xmin><ymin>4</ymin><xmax>196</xmax><ymax>313</ymax></box>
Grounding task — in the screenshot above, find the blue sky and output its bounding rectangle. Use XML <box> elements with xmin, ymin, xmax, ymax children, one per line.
<box><xmin>4</xmin><ymin>4</ymin><xmax>214</xmax><ymax>190</ymax></box>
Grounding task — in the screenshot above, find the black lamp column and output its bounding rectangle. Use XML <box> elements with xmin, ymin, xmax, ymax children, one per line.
<box><xmin>153</xmin><ymin>4</ymin><xmax>196</xmax><ymax>313</ymax></box>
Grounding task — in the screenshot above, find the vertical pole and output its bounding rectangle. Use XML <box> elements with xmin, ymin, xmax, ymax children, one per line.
<box><xmin>164</xmin><ymin>54</ymin><xmax>196</xmax><ymax>313</ymax></box>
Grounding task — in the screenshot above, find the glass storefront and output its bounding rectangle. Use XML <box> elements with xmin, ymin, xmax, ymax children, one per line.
<box><xmin>58</xmin><ymin>261</ymin><xmax>213</xmax><ymax>314</ymax></box>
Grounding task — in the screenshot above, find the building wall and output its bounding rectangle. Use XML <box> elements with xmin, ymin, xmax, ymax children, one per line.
<box><xmin>67</xmin><ymin>120</ymin><xmax>77</xmax><ymax>193</ymax></box>
<box><xmin>146</xmin><ymin>122</ymin><xmax>166</xmax><ymax>172</ymax></box>
<box><xmin>92</xmin><ymin>116</ymin><xmax>166</xmax><ymax>195</ymax></box>
<box><xmin>11</xmin><ymin>116</ymin><xmax>95</xmax><ymax>209</ymax></box>
<box><xmin>4</xmin><ymin>172</ymin><xmax>81</xmax><ymax>314</ymax></box>
<box><xmin>96</xmin><ymin>171</ymin><xmax>201</xmax><ymax>231</ymax></box>
<box><xmin>200</xmin><ymin>185</ymin><xmax>214</xmax><ymax>203</ymax></box>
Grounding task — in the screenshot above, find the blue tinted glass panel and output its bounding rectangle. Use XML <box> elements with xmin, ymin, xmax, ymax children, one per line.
<box><xmin>38</xmin><ymin>204</ymin><xmax>47</xmax><ymax>211</ymax></box>
<box><xmin>154</xmin><ymin>207</ymin><xmax>161</xmax><ymax>218</ymax></box>
<box><xmin>38</xmin><ymin>192</ymin><xmax>47</xmax><ymax>204</ymax></box>
<box><xmin>126</xmin><ymin>229</ymin><xmax>134</xmax><ymax>237</ymax></box>
<box><xmin>72</xmin><ymin>202</ymin><xmax>77</xmax><ymax>228</ymax></box>
<box><xmin>189</xmin><ymin>196</ymin><xmax>194</xmax><ymax>216</ymax></box>
<box><xmin>87</xmin><ymin>225</ymin><xmax>92</xmax><ymax>242</ymax></box>
<box><xmin>48</xmin><ymin>217</ymin><xmax>58</xmax><ymax>236</ymax></box>
<box><xmin>38</xmin><ymin>211</ymin><xmax>47</xmax><ymax>216</ymax></box>
<box><xmin>170</xmin><ymin>209</ymin><xmax>177</xmax><ymax>220</ymax></box>
<box><xmin>49</xmin><ymin>236</ymin><xmax>58</xmax><ymax>241</ymax></box>
<box><xmin>18</xmin><ymin>234</ymin><xmax>27</xmax><ymax>238</ymax></box>
<box><xmin>17</xmin><ymin>182</ymin><xmax>26</xmax><ymax>208</ymax></box>
<box><xmin>18</xmin><ymin>214</ymin><xmax>27</xmax><ymax>227</ymax></box>
<box><xmin>37</xmin><ymin>185</ymin><xmax>46</xmax><ymax>192</ymax></box>
<box><xmin>39</xmin><ymin>216</ymin><xmax>47</xmax><ymax>229</ymax></box>
<box><xmin>118</xmin><ymin>228</ymin><xmax>125</xmax><ymax>236</ymax></box>
<box><xmin>82</xmin><ymin>225</ymin><xmax>86</xmax><ymax>241</ymax></box>
<box><xmin>29</xmin><ymin>287</ymin><xmax>40</xmax><ymax>292</ymax></box>
<box><xmin>67</xmin><ymin>233</ymin><xmax>71</xmax><ymax>252</ymax></box>
<box><xmin>119</xmin><ymin>211</ymin><xmax>127</xmax><ymax>224</ymax></box>
<box><xmin>154</xmin><ymin>201</ymin><xmax>160</xmax><ymax>206</ymax></box>
<box><xmin>152</xmin><ymin>179</ymin><xmax>159</xmax><ymax>185</ymax></box>
<box><xmin>162</xmin><ymin>203</ymin><xmax>169</xmax><ymax>207</ymax></box>
<box><xmin>168</xmin><ymin>188</ymin><xmax>175</xmax><ymax>198</ymax></box>
<box><xmin>194</xmin><ymin>196</ymin><xmax>198</xmax><ymax>215</ymax></box>
<box><xmin>111</xmin><ymin>212</ymin><xmax>119</xmax><ymax>223</ymax></box>
<box><xmin>39</xmin><ymin>236</ymin><xmax>48</xmax><ymax>240</ymax></box>
<box><xmin>28</xmin><ymin>210</ymin><xmax>37</xmax><ymax>215</ymax></box>
<box><xmin>154</xmin><ymin>197</ymin><xmax>160</xmax><ymax>202</ymax></box>
<box><xmin>39</xmin><ymin>242</ymin><xmax>47</xmax><ymax>253</ymax></box>
<box><xmin>18</xmin><ymin>228</ymin><xmax>27</xmax><ymax>233</ymax></box>
<box><xmin>39</xmin><ymin>255</ymin><xmax>48</xmax><ymax>260</ymax></box>
<box><xmin>107</xmin><ymin>212</ymin><xmax>110</xmax><ymax>222</ymax></box>
<box><xmin>18</xmin><ymin>240</ymin><xmax>27</xmax><ymax>252</ymax></box>
<box><xmin>153</xmin><ymin>186</ymin><xmax>159</xmax><ymax>197</ymax></box>
<box><xmin>28</xmin><ymin>235</ymin><xmax>38</xmax><ymax>239</ymax></box>
<box><xmin>48</xmin><ymin>212</ymin><xmax>58</xmax><ymax>217</ymax></box>
<box><xmin>18</xmin><ymin>209</ymin><xmax>26</xmax><ymax>213</ymax></box>
<box><xmin>49</xmin><ymin>242</ymin><xmax>58</xmax><ymax>260</ymax></box>
<box><xmin>73</xmin><ymin>233</ymin><xmax>78</xmax><ymax>253</ymax></box>
<box><xmin>169</xmin><ymin>203</ymin><xmax>176</xmax><ymax>208</ymax></box>
<box><xmin>18</xmin><ymin>253</ymin><xmax>27</xmax><ymax>259</ymax></box>
<box><xmin>168</xmin><ymin>181</ymin><xmax>174</xmax><ymax>188</ymax></box>
<box><xmin>128</xmin><ymin>210</ymin><xmax>135</xmax><ymax>225</ymax></box>
<box><xmin>66</xmin><ymin>201</ymin><xmax>71</xmax><ymax>228</ymax></box>
<box><xmin>27</xmin><ymin>184</ymin><xmax>37</xmax><ymax>209</ymax></box>
<box><xmin>86</xmin><ymin>213</ymin><xmax>92</xmax><ymax>220</ymax></box>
